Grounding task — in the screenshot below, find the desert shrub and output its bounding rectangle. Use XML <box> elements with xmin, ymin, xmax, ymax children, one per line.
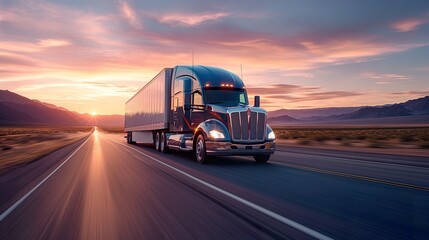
<box><xmin>419</xmin><ymin>142</ymin><xmax>429</xmax><ymax>149</ymax></box>
<box><xmin>400</xmin><ymin>135</ymin><xmax>415</xmax><ymax>142</ymax></box>
<box><xmin>368</xmin><ymin>140</ymin><xmax>383</xmax><ymax>148</ymax></box>
<box><xmin>334</xmin><ymin>135</ymin><xmax>344</xmax><ymax>141</ymax></box>
<box><xmin>314</xmin><ymin>135</ymin><xmax>330</xmax><ymax>142</ymax></box>
<box><xmin>298</xmin><ymin>139</ymin><xmax>311</xmax><ymax>145</ymax></box>
<box><xmin>356</xmin><ymin>135</ymin><xmax>367</xmax><ymax>140</ymax></box>
<box><xmin>2</xmin><ymin>146</ymin><xmax>12</xmax><ymax>151</ymax></box>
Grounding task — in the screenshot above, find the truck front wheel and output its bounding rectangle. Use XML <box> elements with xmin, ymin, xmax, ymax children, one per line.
<box><xmin>195</xmin><ymin>134</ymin><xmax>209</xmax><ymax>164</ymax></box>
<box><xmin>253</xmin><ymin>154</ymin><xmax>270</xmax><ymax>163</ymax></box>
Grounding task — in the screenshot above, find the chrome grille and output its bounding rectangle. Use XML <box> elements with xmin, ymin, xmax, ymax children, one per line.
<box><xmin>230</xmin><ymin>111</ymin><xmax>266</xmax><ymax>141</ymax></box>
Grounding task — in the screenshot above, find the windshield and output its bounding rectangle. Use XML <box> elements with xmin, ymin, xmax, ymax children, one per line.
<box><xmin>204</xmin><ymin>88</ymin><xmax>248</xmax><ymax>107</ymax></box>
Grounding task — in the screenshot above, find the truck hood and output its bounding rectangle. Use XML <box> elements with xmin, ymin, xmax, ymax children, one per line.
<box><xmin>208</xmin><ymin>104</ymin><xmax>267</xmax><ymax>115</ymax></box>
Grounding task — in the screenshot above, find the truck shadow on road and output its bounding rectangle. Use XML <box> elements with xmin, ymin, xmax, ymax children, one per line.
<box><xmin>132</xmin><ymin>143</ymin><xmax>273</xmax><ymax>168</ymax></box>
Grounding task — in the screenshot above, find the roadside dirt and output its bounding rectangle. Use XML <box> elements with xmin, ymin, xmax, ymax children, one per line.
<box><xmin>0</xmin><ymin>127</ymin><xmax>92</xmax><ymax>172</ymax></box>
<box><xmin>276</xmin><ymin>139</ymin><xmax>429</xmax><ymax>158</ymax></box>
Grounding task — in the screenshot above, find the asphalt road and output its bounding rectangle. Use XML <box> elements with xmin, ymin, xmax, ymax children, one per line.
<box><xmin>0</xmin><ymin>129</ymin><xmax>428</xmax><ymax>239</ymax></box>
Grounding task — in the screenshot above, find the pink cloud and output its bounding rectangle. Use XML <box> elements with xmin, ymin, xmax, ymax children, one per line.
<box><xmin>158</xmin><ymin>12</ymin><xmax>230</xmax><ymax>26</ymax></box>
<box><xmin>392</xmin><ymin>18</ymin><xmax>426</xmax><ymax>32</ymax></box>
<box><xmin>119</xmin><ymin>0</ymin><xmax>142</xmax><ymax>28</ymax></box>
<box><xmin>38</xmin><ymin>39</ymin><xmax>70</xmax><ymax>48</ymax></box>
<box><xmin>391</xmin><ymin>90</ymin><xmax>429</xmax><ymax>96</ymax></box>
<box><xmin>362</xmin><ymin>72</ymin><xmax>411</xmax><ymax>84</ymax></box>
<box><xmin>300</xmin><ymin>40</ymin><xmax>415</xmax><ymax>63</ymax></box>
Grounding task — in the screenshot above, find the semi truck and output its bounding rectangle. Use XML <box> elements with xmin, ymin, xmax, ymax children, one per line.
<box><xmin>125</xmin><ymin>65</ymin><xmax>275</xmax><ymax>163</ymax></box>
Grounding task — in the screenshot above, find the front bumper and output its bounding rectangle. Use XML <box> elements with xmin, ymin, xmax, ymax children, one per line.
<box><xmin>205</xmin><ymin>141</ymin><xmax>275</xmax><ymax>156</ymax></box>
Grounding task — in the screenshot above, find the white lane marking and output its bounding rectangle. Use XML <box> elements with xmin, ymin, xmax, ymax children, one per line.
<box><xmin>113</xmin><ymin>140</ymin><xmax>333</xmax><ymax>240</ymax></box>
<box><xmin>0</xmin><ymin>134</ymin><xmax>93</xmax><ymax>222</ymax></box>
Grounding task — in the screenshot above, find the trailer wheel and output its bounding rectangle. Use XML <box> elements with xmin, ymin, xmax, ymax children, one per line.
<box><xmin>253</xmin><ymin>154</ymin><xmax>270</xmax><ymax>163</ymax></box>
<box><xmin>160</xmin><ymin>132</ymin><xmax>169</xmax><ymax>153</ymax></box>
<box><xmin>195</xmin><ymin>134</ymin><xmax>209</xmax><ymax>164</ymax></box>
<box><xmin>155</xmin><ymin>132</ymin><xmax>161</xmax><ymax>152</ymax></box>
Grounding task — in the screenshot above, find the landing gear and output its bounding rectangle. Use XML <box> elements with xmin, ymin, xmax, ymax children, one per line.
<box><xmin>127</xmin><ymin>132</ymin><xmax>136</xmax><ymax>144</ymax></box>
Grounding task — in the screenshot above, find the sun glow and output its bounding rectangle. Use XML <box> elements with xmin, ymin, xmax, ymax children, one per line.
<box><xmin>91</xmin><ymin>111</ymin><xmax>97</xmax><ymax>116</ymax></box>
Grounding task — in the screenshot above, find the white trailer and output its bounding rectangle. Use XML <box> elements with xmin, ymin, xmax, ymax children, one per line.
<box><xmin>125</xmin><ymin>68</ymin><xmax>172</xmax><ymax>143</ymax></box>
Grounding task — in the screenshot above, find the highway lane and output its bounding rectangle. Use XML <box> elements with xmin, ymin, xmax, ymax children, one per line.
<box><xmin>271</xmin><ymin>145</ymin><xmax>429</xmax><ymax>189</ymax></box>
<box><xmin>0</xmin><ymin>129</ymin><xmax>428</xmax><ymax>239</ymax></box>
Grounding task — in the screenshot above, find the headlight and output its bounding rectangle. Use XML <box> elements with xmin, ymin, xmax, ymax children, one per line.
<box><xmin>268</xmin><ymin>131</ymin><xmax>275</xmax><ymax>140</ymax></box>
<box><xmin>209</xmin><ymin>130</ymin><xmax>225</xmax><ymax>139</ymax></box>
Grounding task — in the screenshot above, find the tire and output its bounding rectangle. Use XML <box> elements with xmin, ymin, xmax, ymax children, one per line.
<box><xmin>253</xmin><ymin>154</ymin><xmax>270</xmax><ymax>163</ymax></box>
<box><xmin>195</xmin><ymin>134</ymin><xmax>209</xmax><ymax>164</ymax></box>
<box><xmin>126</xmin><ymin>132</ymin><xmax>130</xmax><ymax>144</ymax></box>
<box><xmin>155</xmin><ymin>132</ymin><xmax>161</xmax><ymax>152</ymax></box>
<box><xmin>160</xmin><ymin>132</ymin><xmax>169</xmax><ymax>153</ymax></box>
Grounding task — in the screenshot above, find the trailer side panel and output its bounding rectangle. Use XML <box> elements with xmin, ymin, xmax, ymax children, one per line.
<box><xmin>125</xmin><ymin>68</ymin><xmax>172</xmax><ymax>131</ymax></box>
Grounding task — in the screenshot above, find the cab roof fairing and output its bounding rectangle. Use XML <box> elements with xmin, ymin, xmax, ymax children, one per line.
<box><xmin>173</xmin><ymin>65</ymin><xmax>245</xmax><ymax>88</ymax></box>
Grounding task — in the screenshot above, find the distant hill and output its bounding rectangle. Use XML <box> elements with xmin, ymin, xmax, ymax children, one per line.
<box><xmin>0</xmin><ymin>90</ymin><xmax>83</xmax><ymax>125</ymax></box>
<box><xmin>268</xmin><ymin>114</ymin><xmax>300</xmax><ymax>123</ymax></box>
<box><xmin>337</xmin><ymin>104</ymin><xmax>412</xmax><ymax>119</ymax></box>
<box><xmin>0</xmin><ymin>89</ymin><xmax>38</xmax><ymax>105</ymax></box>
<box><xmin>0</xmin><ymin>90</ymin><xmax>124</xmax><ymax>126</ymax></box>
<box><xmin>268</xmin><ymin>95</ymin><xmax>429</xmax><ymax>125</ymax></box>
<box><xmin>401</xmin><ymin>96</ymin><xmax>429</xmax><ymax>115</ymax></box>
<box><xmin>269</xmin><ymin>107</ymin><xmax>360</xmax><ymax>119</ymax></box>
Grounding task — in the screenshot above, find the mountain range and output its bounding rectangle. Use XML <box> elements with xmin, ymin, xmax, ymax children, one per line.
<box><xmin>1</xmin><ymin>89</ymin><xmax>428</xmax><ymax>127</ymax></box>
<box><xmin>0</xmin><ymin>90</ymin><xmax>123</xmax><ymax>126</ymax></box>
<box><xmin>268</xmin><ymin>95</ymin><xmax>429</xmax><ymax>125</ymax></box>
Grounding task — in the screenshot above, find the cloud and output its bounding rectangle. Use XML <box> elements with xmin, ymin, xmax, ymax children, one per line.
<box><xmin>246</xmin><ymin>84</ymin><xmax>319</xmax><ymax>95</ymax></box>
<box><xmin>83</xmin><ymin>81</ymin><xmax>140</xmax><ymax>93</ymax></box>
<box><xmin>392</xmin><ymin>18</ymin><xmax>426</xmax><ymax>32</ymax></box>
<box><xmin>158</xmin><ymin>11</ymin><xmax>230</xmax><ymax>26</ymax></box>
<box><xmin>38</xmin><ymin>39</ymin><xmax>70</xmax><ymax>48</ymax></box>
<box><xmin>299</xmin><ymin>40</ymin><xmax>420</xmax><ymax>64</ymax></box>
<box><xmin>391</xmin><ymin>90</ymin><xmax>429</xmax><ymax>96</ymax></box>
<box><xmin>246</xmin><ymin>84</ymin><xmax>362</xmax><ymax>105</ymax></box>
<box><xmin>0</xmin><ymin>52</ymin><xmax>39</xmax><ymax>66</ymax></box>
<box><xmin>362</xmin><ymin>72</ymin><xmax>411</xmax><ymax>84</ymax></box>
<box><xmin>119</xmin><ymin>0</ymin><xmax>142</xmax><ymax>28</ymax></box>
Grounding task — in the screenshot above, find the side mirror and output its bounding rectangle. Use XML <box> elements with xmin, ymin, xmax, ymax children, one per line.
<box><xmin>254</xmin><ymin>95</ymin><xmax>260</xmax><ymax>107</ymax></box>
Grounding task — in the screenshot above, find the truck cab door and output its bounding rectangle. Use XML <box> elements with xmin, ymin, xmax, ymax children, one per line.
<box><xmin>191</xmin><ymin>90</ymin><xmax>205</xmax><ymax>127</ymax></box>
<box><xmin>170</xmin><ymin>77</ymin><xmax>192</xmax><ymax>132</ymax></box>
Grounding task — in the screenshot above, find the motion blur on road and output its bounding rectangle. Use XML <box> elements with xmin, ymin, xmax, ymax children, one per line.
<box><xmin>0</xmin><ymin>128</ymin><xmax>428</xmax><ymax>239</ymax></box>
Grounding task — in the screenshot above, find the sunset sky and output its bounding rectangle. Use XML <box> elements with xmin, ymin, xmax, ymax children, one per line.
<box><xmin>1</xmin><ymin>0</ymin><xmax>429</xmax><ymax>114</ymax></box>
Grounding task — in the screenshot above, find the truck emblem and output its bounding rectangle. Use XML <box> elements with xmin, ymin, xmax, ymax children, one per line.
<box><xmin>247</xmin><ymin>108</ymin><xmax>251</xmax><ymax>123</ymax></box>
